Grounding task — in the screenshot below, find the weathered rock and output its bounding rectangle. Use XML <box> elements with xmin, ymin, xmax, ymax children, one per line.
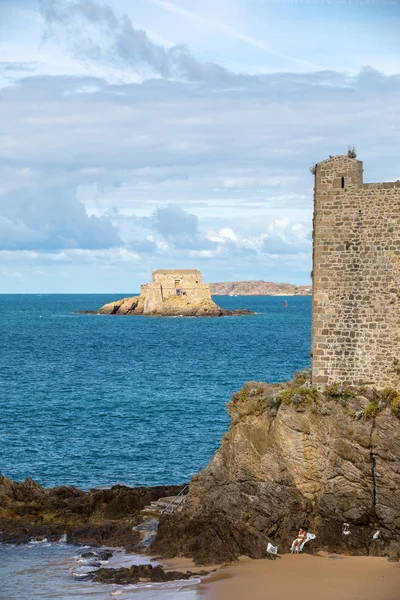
<box><xmin>387</xmin><ymin>542</ymin><xmax>400</xmax><ymax>562</ymax></box>
<box><xmin>99</xmin><ymin>295</ymin><xmax>145</xmax><ymax>315</ymax></box>
<box><xmin>81</xmin><ymin>551</ymin><xmax>98</xmax><ymax>558</ymax></box>
<box><xmin>97</xmin><ymin>549</ymin><xmax>113</xmax><ymax>560</ymax></box>
<box><xmin>152</xmin><ymin>380</ymin><xmax>400</xmax><ymax>564</ymax></box>
<box><xmin>78</xmin><ymin>295</ymin><xmax>254</xmax><ymax>318</ymax></box>
<box><xmin>90</xmin><ymin>563</ymin><xmax>201</xmax><ymax>585</ymax></box>
<box><xmin>0</xmin><ymin>477</ymin><xmax>186</xmax><ymax>549</ymax></box>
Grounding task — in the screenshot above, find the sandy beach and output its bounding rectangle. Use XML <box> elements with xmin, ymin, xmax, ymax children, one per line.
<box><xmin>197</xmin><ymin>554</ymin><xmax>399</xmax><ymax>600</ymax></box>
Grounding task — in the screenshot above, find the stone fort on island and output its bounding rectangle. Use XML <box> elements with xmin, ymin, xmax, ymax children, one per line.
<box><xmin>311</xmin><ymin>153</ymin><xmax>400</xmax><ymax>389</ymax></box>
<box><xmin>141</xmin><ymin>269</ymin><xmax>211</xmax><ymax>313</ymax></box>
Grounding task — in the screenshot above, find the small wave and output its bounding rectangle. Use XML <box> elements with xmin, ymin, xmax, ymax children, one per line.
<box><xmin>129</xmin><ymin>578</ymin><xmax>201</xmax><ymax>591</ymax></box>
<box><xmin>72</xmin><ymin>564</ymin><xmax>100</xmax><ymax>577</ymax></box>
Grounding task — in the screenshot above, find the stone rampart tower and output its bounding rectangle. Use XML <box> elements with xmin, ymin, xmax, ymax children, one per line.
<box><xmin>311</xmin><ymin>154</ymin><xmax>400</xmax><ymax>389</ymax></box>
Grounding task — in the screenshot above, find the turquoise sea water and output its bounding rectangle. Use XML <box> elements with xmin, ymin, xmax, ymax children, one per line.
<box><xmin>0</xmin><ymin>294</ymin><xmax>311</xmax><ymax>489</ymax></box>
<box><xmin>0</xmin><ymin>294</ymin><xmax>311</xmax><ymax>599</ymax></box>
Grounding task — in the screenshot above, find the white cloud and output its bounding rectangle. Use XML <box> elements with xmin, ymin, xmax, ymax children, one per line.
<box><xmin>0</xmin><ymin>247</ymin><xmax>140</xmax><ymax>265</ymax></box>
<box><xmin>1</xmin><ymin>0</ymin><xmax>399</xmax><ymax>291</ymax></box>
<box><xmin>39</xmin><ymin>0</ymin><xmax>230</xmax><ymax>82</ymax></box>
<box><xmin>0</xmin><ymin>184</ymin><xmax>121</xmax><ymax>251</ymax></box>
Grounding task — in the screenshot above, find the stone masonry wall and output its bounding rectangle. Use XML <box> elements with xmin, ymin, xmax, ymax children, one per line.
<box><xmin>142</xmin><ymin>270</ymin><xmax>211</xmax><ymax>312</ymax></box>
<box><xmin>312</xmin><ymin>155</ymin><xmax>400</xmax><ymax>388</ymax></box>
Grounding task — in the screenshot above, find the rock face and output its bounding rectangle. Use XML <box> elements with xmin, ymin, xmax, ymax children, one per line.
<box><xmin>99</xmin><ymin>295</ymin><xmax>146</xmax><ymax>315</ymax></box>
<box><xmin>0</xmin><ymin>477</ymin><xmax>185</xmax><ymax>549</ymax></box>
<box><xmin>89</xmin><ymin>295</ymin><xmax>254</xmax><ymax>317</ymax></box>
<box><xmin>90</xmin><ymin>563</ymin><xmax>208</xmax><ymax>585</ymax></box>
<box><xmin>151</xmin><ymin>376</ymin><xmax>400</xmax><ymax>564</ymax></box>
<box><xmin>210</xmin><ymin>281</ymin><xmax>312</xmax><ymax>296</ymax></box>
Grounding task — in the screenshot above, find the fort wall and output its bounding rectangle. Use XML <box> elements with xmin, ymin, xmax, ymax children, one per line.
<box><xmin>142</xmin><ymin>269</ymin><xmax>211</xmax><ymax>312</ymax></box>
<box><xmin>311</xmin><ymin>155</ymin><xmax>400</xmax><ymax>389</ymax></box>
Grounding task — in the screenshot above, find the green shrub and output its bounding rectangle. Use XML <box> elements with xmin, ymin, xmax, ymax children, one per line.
<box><xmin>239</xmin><ymin>388</ymin><xmax>249</xmax><ymax>401</ymax></box>
<box><xmin>292</xmin><ymin>369</ymin><xmax>312</xmax><ymax>386</ymax></box>
<box><xmin>276</xmin><ymin>386</ymin><xmax>319</xmax><ymax>407</ymax></box>
<box><xmin>364</xmin><ymin>401</ymin><xmax>380</xmax><ymax>420</ymax></box>
<box><xmin>324</xmin><ymin>382</ymin><xmax>342</xmax><ymax>398</ymax></box>
<box><xmin>249</xmin><ymin>397</ymin><xmax>269</xmax><ymax>416</ymax></box>
<box><xmin>324</xmin><ymin>383</ymin><xmax>355</xmax><ymax>402</ymax></box>
<box><xmin>277</xmin><ymin>389</ymin><xmax>295</xmax><ymax>405</ymax></box>
<box><xmin>391</xmin><ymin>394</ymin><xmax>400</xmax><ymax>417</ymax></box>
<box><xmin>380</xmin><ymin>388</ymin><xmax>398</xmax><ymax>403</ymax></box>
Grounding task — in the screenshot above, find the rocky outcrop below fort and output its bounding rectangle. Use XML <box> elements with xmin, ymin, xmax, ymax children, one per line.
<box><xmin>0</xmin><ymin>477</ymin><xmax>185</xmax><ymax>549</ymax></box>
<box><xmin>210</xmin><ymin>280</ymin><xmax>312</xmax><ymax>296</ymax></box>
<box><xmin>151</xmin><ymin>373</ymin><xmax>400</xmax><ymax>564</ymax></box>
<box><xmin>76</xmin><ymin>295</ymin><xmax>255</xmax><ymax>317</ymax></box>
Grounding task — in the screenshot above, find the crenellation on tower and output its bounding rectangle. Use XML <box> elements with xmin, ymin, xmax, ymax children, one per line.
<box><xmin>311</xmin><ymin>154</ymin><xmax>400</xmax><ymax>389</ymax></box>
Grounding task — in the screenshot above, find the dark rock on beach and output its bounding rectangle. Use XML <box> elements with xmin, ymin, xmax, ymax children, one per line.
<box><xmin>0</xmin><ymin>477</ymin><xmax>186</xmax><ymax>549</ymax></box>
<box><xmin>98</xmin><ymin>549</ymin><xmax>113</xmax><ymax>560</ymax></box>
<box><xmin>81</xmin><ymin>551</ymin><xmax>99</xmax><ymax>559</ymax></box>
<box><xmin>90</xmin><ymin>563</ymin><xmax>206</xmax><ymax>585</ymax></box>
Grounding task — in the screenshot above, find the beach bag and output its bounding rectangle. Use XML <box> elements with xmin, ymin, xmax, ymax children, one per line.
<box><xmin>267</xmin><ymin>542</ymin><xmax>278</xmax><ymax>554</ymax></box>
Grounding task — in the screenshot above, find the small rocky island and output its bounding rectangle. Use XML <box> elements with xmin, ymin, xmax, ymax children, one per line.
<box><xmin>79</xmin><ymin>269</ymin><xmax>255</xmax><ymax>317</ymax></box>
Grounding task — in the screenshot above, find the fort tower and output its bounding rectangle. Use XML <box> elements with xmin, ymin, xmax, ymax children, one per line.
<box><xmin>311</xmin><ymin>154</ymin><xmax>400</xmax><ymax>389</ymax></box>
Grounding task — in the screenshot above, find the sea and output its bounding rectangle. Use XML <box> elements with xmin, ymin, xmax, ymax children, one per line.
<box><xmin>0</xmin><ymin>294</ymin><xmax>311</xmax><ymax>599</ymax></box>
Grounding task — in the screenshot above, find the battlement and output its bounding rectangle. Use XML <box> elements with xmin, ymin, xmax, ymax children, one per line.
<box><xmin>311</xmin><ymin>154</ymin><xmax>400</xmax><ymax>389</ymax></box>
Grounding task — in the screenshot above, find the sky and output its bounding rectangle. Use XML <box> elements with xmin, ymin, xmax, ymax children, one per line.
<box><xmin>1</xmin><ymin>0</ymin><xmax>400</xmax><ymax>293</ymax></box>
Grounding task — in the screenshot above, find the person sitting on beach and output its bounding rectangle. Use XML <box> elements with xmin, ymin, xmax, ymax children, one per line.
<box><xmin>291</xmin><ymin>527</ymin><xmax>307</xmax><ymax>554</ymax></box>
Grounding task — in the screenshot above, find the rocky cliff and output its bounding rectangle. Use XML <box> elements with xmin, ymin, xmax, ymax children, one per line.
<box><xmin>152</xmin><ymin>374</ymin><xmax>400</xmax><ymax>564</ymax></box>
<box><xmin>78</xmin><ymin>295</ymin><xmax>254</xmax><ymax>317</ymax></box>
<box><xmin>209</xmin><ymin>281</ymin><xmax>312</xmax><ymax>296</ymax></box>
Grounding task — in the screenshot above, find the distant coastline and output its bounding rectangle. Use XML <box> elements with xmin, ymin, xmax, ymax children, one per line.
<box><xmin>210</xmin><ymin>280</ymin><xmax>312</xmax><ymax>296</ymax></box>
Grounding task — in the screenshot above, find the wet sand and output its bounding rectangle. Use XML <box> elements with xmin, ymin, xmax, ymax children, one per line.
<box><xmin>200</xmin><ymin>554</ymin><xmax>399</xmax><ymax>600</ymax></box>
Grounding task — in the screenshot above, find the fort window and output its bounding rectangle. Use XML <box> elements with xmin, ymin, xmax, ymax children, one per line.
<box><xmin>341</xmin><ymin>177</ymin><xmax>345</xmax><ymax>188</ymax></box>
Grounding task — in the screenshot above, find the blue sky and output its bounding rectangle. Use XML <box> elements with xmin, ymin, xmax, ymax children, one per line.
<box><xmin>1</xmin><ymin>0</ymin><xmax>400</xmax><ymax>293</ymax></box>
